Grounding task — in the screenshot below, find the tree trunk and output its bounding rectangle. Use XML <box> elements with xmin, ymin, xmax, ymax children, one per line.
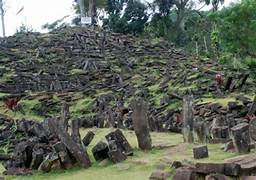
<box><xmin>175</xmin><ymin>3</ymin><xmax>186</xmax><ymax>45</ymax></box>
<box><xmin>204</xmin><ymin>36</ymin><xmax>209</xmax><ymax>54</ymax></box>
<box><xmin>78</xmin><ymin>0</ymin><xmax>87</xmax><ymax>26</ymax></box>
<box><xmin>0</xmin><ymin>0</ymin><xmax>5</xmax><ymax>37</ymax></box>
<box><xmin>88</xmin><ymin>0</ymin><xmax>97</xmax><ymax>25</ymax></box>
<box><xmin>195</xmin><ymin>41</ymin><xmax>199</xmax><ymax>58</ymax></box>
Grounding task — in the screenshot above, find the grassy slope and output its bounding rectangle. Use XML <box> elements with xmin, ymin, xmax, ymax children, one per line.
<box><xmin>5</xmin><ymin>128</ymin><xmax>254</xmax><ymax>180</ymax></box>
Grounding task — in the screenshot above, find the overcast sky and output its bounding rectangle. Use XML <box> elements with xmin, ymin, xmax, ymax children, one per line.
<box><xmin>0</xmin><ymin>0</ymin><xmax>238</xmax><ymax>37</ymax></box>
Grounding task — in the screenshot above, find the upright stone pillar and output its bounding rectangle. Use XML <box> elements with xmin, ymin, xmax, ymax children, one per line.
<box><xmin>182</xmin><ymin>95</ymin><xmax>194</xmax><ymax>143</ymax></box>
<box><xmin>231</xmin><ymin>123</ymin><xmax>250</xmax><ymax>154</ymax></box>
<box><xmin>131</xmin><ymin>98</ymin><xmax>152</xmax><ymax>150</ymax></box>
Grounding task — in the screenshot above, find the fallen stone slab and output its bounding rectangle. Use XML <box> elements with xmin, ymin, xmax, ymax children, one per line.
<box><xmin>105</xmin><ymin>129</ymin><xmax>133</xmax><ymax>156</ymax></box>
<box><xmin>205</xmin><ymin>173</ymin><xmax>228</xmax><ymax>180</ymax></box>
<box><xmin>82</xmin><ymin>131</ymin><xmax>95</xmax><ymax>147</ymax></box>
<box><xmin>241</xmin><ymin>176</ymin><xmax>256</xmax><ymax>180</ymax></box>
<box><xmin>108</xmin><ymin>149</ymin><xmax>127</xmax><ymax>163</ymax></box>
<box><xmin>38</xmin><ymin>152</ymin><xmax>60</xmax><ymax>173</ymax></box>
<box><xmin>193</xmin><ymin>145</ymin><xmax>208</xmax><ymax>159</ymax></box>
<box><xmin>171</xmin><ymin>161</ymin><xmax>183</xmax><ymax>169</ymax></box>
<box><xmin>195</xmin><ymin>163</ymin><xmax>225</xmax><ymax>174</ymax></box>
<box><xmin>52</xmin><ymin>142</ymin><xmax>73</xmax><ymax>169</ymax></box>
<box><xmin>149</xmin><ymin>170</ymin><xmax>171</xmax><ymax>180</ymax></box>
<box><xmin>3</xmin><ymin>168</ymin><xmax>33</xmax><ymax>176</ymax></box>
<box><xmin>30</xmin><ymin>148</ymin><xmax>44</xmax><ymax>169</ymax></box>
<box><xmin>224</xmin><ymin>163</ymin><xmax>241</xmax><ymax>176</ymax></box>
<box><xmin>92</xmin><ymin>141</ymin><xmax>109</xmax><ymax>161</ymax></box>
<box><xmin>226</xmin><ymin>154</ymin><xmax>256</xmax><ymax>175</ymax></box>
<box><xmin>195</xmin><ymin>162</ymin><xmax>241</xmax><ymax>176</ymax></box>
<box><xmin>173</xmin><ymin>167</ymin><xmax>197</xmax><ymax>180</ymax></box>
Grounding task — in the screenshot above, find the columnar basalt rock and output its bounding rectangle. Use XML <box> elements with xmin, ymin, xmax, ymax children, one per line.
<box><xmin>231</xmin><ymin>123</ymin><xmax>250</xmax><ymax>154</ymax></box>
<box><xmin>193</xmin><ymin>145</ymin><xmax>209</xmax><ymax>159</ymax></box>
<box><xmin>182</xmin><ymin>95</ymin><xmax>194</xmax><ymax>143</ymax></box>
<box><xmin>131</xmin><ymin>98</ymin><xmax>152</xmax><ymax>150</ymax></box>
<box><xmin>105</xmin><ymin>129</ymin><xmax>133</xmax><ymax>156</ymax></box>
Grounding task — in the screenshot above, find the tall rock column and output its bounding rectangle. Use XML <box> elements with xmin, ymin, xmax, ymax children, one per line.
<box><xmin>132</xmin><ymin>98</ymin><xmax>152</xmax><ymax>150</ymax></box>
<box><xmin>182</xmin><ymin>95</ymin><xmax>194</xmax><ymax>143</ymax></box>
<box><xmin>231</xmin><ymin>123</ymin><xmax>250</xmax><ymax>154</ymax></box>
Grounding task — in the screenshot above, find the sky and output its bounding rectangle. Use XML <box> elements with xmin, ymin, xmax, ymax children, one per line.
<box><xmin>0</xmin><ymin>0</ymin><xmax>238</xmax><ymax>37</ymax></box>
<box><xmin>1</xmin><ymin>0</ymin><xmax>74</xmax><ymax>36</ymax></box>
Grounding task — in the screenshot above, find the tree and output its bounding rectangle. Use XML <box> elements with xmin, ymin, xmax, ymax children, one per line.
<box><xmin>147</xmin><ymin>0</ymin><xmax>225</xmax><ymax>45</ymax></box>
<box><xmin>74</xmin><ymin>0</ymin><xmax>105</xmax><ymax>25</ymax></box>
<box><xmin>104</xmin><ymin>0</ymin><xmax>148</xmax><ymax>34</ymax></box>
<box><xmin>210</xmin><ymin>0</ymin><xmax>256</xmax><ymax>56</ymax></box>
<box><xmin>77</xmin><ymin>0</ymin><xmax>87</xmax><ymax>26</ymax></box>
<box><xmin>0</xmin><ymin>0</ymin><xmax>5</xmax><ymax>37</ymax></box>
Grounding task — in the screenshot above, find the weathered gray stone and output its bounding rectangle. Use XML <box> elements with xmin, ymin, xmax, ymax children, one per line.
<box><xmin>131</xmin><ymin>98</ymin><xmax>152</xmax><ymax>150</ymax></box>
<box><xmin>182</xmin><ymin>95</ymin><xmax>194</xmax><ymax>143</ymax></box>
<box><xmin>92</xmin><ymin>141</ymin><xmax>109</xmax><ymax>161</ymax></box>
<box><xmin>249</xmin><ymin>118</ymin><xmax>256</xmax><ymax>141</ymax></box>
<box><xmin>193</xmin><ymin>145</ymin><xmax>209</xmax><ymax>159</ymax></box>
<box><xmin>150</xmin><ymin>170</ymin><xmax>171</xmax><ymax>180</ymax></box>
<box><xmin>105</xmin><ymin>129</ymin><xmax>133</xmax><ymax>156</ymax></box>
<box><xmin>82</xmin><ymin>131</ymin><xmax>95</xmax><ymax>147</ymax></box>
<box><xmin>231</xmin><ymin>123</ymin><xmax>250</xmax><ymax>154</ymax></box>
<box><xmin>108</xmin><ymin>149</ymin><xmax>127</xmax><ymax>163</ymax></box>
<box><xmin>205</xmin><ymin>173</ymin><xmax>228</xmax><ymax>180</ymax></box>
<box><xmin>173</xmin><ymin>167</ymin><xmax>197</xmax><ymax>180</ymax></box>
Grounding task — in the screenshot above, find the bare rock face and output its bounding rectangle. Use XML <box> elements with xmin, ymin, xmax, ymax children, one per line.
<box><xmin>231</xmin><ymin>123</ymin><xmax>250</xmax><ymax>154</ymax></box>
<box><xmin>131</xmin><ymin>98</ymin><xmax>152</xmax><ymax>150</ymax></box>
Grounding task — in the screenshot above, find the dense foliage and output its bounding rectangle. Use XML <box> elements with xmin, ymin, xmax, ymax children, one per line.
<box><xmin>104</xmin><ymin>0</ymin><xmax>149</xmax><ymax>34</ymax></box>
<box><xmin>211</xmin><ymin>0</ymin><xmax>256</xmax><ymax>57</ymax></box>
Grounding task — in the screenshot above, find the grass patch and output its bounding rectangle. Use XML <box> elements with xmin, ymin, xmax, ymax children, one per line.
<box><xmin>69</xmin><ymin>69</ymin><xmax>86</xmax><ymax>75</ymax></box>
<box><xmin>0</xmin><ymin>99</ymin><xmax>44</xmax><ymax>121</ymax></box>
<box><xmin>7</xmin><ymin>129</ymin><xmax>183</xmax><ymax>180</ymax></box>
<box><xmin>70</xmin><ymin>97</ymin><xmax>95</xmax><ymax>117</ymax></box>
<box><xmin>197</xmin><ymin>96</ymin><xmax>239</xmax><ymax>106</ymax></box>
<box><xmin>5</xmin><ymin>128</ymin><xmax>256</xmax><ymax>180</ymax></box>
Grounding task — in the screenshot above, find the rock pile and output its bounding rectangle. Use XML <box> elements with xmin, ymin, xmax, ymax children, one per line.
<box><xmin>193</xmin><ymin>96</ymin><xmax>256</xmax><ymax>144</ymax></box>
<box><xmin>0</xmin><ymin>114</ymin><xmax>133</xmax><ymax>176</ymax></box>
<box><xmin>173</xmin><ymin>159</ymin><xmax>256</xmax><ymax>180</ymax></box>
<box><xmin>93</xmin><ymin>129</ymin><xmax>133</xmax><ymax>163</ymax></box>
<box><xmin>0</xmin><ymin>27</ymin><xmax>179</xmax><ymax>93</ymax></box>
<box><xmin>0</xmin><ymin>116</ymin><xmax>91</xmax><ymax>175</ymax></box>
<box><xmin>0</xmin><ymin>27</ymin><xmax>255</xmax><ymax>135</ymax></box>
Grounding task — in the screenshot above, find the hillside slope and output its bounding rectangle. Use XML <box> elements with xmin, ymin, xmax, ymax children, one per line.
<box><xmin>0</xmin><ymin>27</ymin><xmax>255</xmax><ymax>128</ymax></box>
